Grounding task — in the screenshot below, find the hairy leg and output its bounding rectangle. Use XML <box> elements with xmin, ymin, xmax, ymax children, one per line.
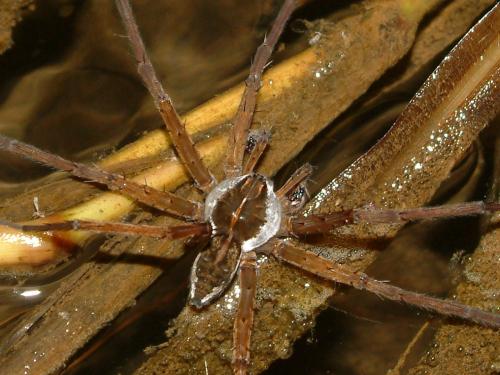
<box><xmin>242</xmin><ymin>131</ymin><xmax>270</xmax><ymax>174</ymax></box>
<box><xmin>225</xmin><ymin>0</ymin><xmax>300</xmax><ymax>177</ymax></box>
<box><xmin>272</xmin><ymin>241</ymin><xmax>500</xmax><ymax>328</ymax></box>
<box><xmin>289</xmin><ymin>201</ymin><xmax>500</xmax><ymax>236</ymax></box>
<box><xmin>276</xmin><ymin>163</ymin><xmax>313</xmax><ymax>199</ymax></box>
<box><xmin>1</xmin><ymin>219</ymin><xmax>208</xmax><ymax>239</ymax></box>
<box><xmin>233</xmin><ymin>251</ymin><xmax>258</xmax><ymax>375</ymax></box>
<box><xmin>0</xmin><ymin>135</ymin><xmax>202</xmax><ymax>219</ymax></box>
<box><xmin>115</xmin><ymin>0</ymin><xmax>215</xmax><ymax>191</ymax></box>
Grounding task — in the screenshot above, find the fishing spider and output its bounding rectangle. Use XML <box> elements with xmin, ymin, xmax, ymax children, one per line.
<box><xmin>0</xmin><ymin>0</ymin><xmax>499</xmax><ymax>374</ymax></box>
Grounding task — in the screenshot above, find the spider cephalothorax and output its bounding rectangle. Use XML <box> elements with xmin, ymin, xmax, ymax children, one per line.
<box><xmin>205</xmin><ymin>174</ymin><xmax>281</xmax><ymax>248</ymax></box>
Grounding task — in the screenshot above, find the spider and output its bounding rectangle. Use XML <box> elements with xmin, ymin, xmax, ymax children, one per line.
<box><xmin>0</xmin><ymin>0</ymin><xmax>498</xmax><ymax>374</ymax></box>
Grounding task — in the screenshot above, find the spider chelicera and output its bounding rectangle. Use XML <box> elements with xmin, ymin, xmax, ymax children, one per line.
<box><xmin>0</xmin><ymin>1</ymin><xmax>499</xmax><ymax>374</ymax></box>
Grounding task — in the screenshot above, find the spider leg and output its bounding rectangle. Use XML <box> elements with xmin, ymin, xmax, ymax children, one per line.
<box><xmin>276</xmin><ymin>163</ymin><xmax>313</xmax><ymax>199</ymax></box>
<box><xmin>115</xmin><ymin>0</ymin><xmax>215</xmax><ymax>192</ymax></box>
<box><xmin>277</xmin><ymin>163</ymin><xmax>313</xmax><ymax>214</ymax></box>
<box><xmin>225</xmin><ymin>0</ymin><xmax>300</xmax><ymax>177</ymax></box>
<box><xmin>272</xmin><ymin>241</ymin><xmax>500</xmax><ymax>328</ymax></box>
<box><xmin>0</xmin><ymin>135</ymin><xmax>201</xmax><ymax>220</ymax></box>
<box><xmin>0</xmin><ymin>219</ymin><xmax>208</xmax><ymax>239</ymax></box>
<box><xmin>242</xmin><ymin>131</ymin><xmax>270</xmax><ymax>174</ymax></box>
<box><xmin>289</xmin><ymin>201</ymin><xmax>500</xmax><ymax>236</ymax></box>
<box><xmin>233</xmin><ymin>250</ymin><xmax>258</xmax><ymax>375</ymax></box>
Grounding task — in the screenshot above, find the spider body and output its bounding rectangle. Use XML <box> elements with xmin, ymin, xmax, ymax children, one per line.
<box><xmin>190</xmin><ymin>173</ymin><xmax>282</xmax><ymax>308</ymax></box>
